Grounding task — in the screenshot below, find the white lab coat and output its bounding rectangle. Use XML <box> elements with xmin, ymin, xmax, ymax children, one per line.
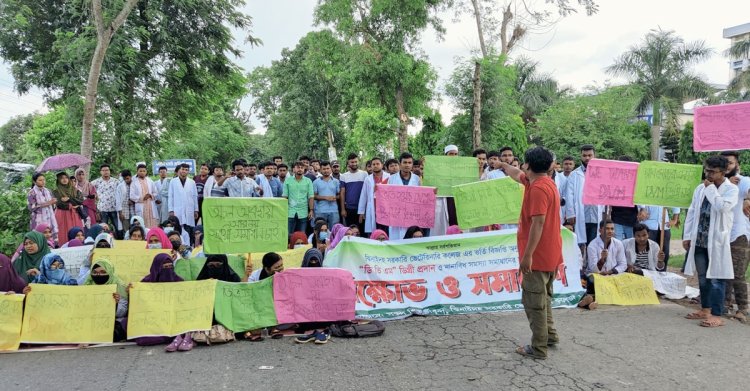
<box><xmin>203</xmin><ymin>175</ymin><xmax>217</xmax><ymax>198</ymax></box>
<box><xmin>555</xmin><ymin>173</ymin><xmax>567</xmax><ymax>221</ymax></box>
<box><xmin>129</xmin><ymin>177</ymin><xmax>159</xmax><ymax>221</ymax></box>
<box><xmin>387</xmin><ymin>173</ymin><xmax>421</xmax><ymax>239</ymax></box>
<box><xmin>358</xmin><ymin>173</ymin><xmax>390</xmax><ymax>233</ymax></box>
<box><xmin>156</xmin><ymin>178</ymin><xmax>172</xmax><ymax>223</ymax></box>
<box><xmin>565</xmin><ymin>166</ymin><xmax>603</xmax><ymax>244</ymax></box>
<box><xmin>168</xmin><ymin>177</ymin><xmax>199</xmax><ymax>228</ymax></box>
<box><xmin>683</xmin><ymin>179</ymin><xmax>738</xmax><ymax>279</ymax></box>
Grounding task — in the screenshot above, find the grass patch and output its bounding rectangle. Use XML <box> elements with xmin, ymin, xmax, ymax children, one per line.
<box><xmin>669</xmin><ymin>252</ymin><xmax>750</xmax><ymax>280</ymax></box>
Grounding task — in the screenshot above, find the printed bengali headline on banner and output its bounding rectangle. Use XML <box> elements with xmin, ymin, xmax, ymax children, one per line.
<box><xmin>203</xmin><ymin>198</ymin><xmax>288</xmax><ymax>254</ymax></box>
<box><xmin>324</xmin><ymin>229</ymin><xmax>585</xmax><ymax>320</ymax></box>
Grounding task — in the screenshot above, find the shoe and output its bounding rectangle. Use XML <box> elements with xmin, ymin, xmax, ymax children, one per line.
<box><xmin>165</xmin><ymin>335</ymin><xmax>183</xmax><ymax>352</ymax></box>
<box><xmin>178</xmin><ymin>334</ymin><xmax>194</xmax><ymax>351</ymax></box>
<box><xmin>294</xmin><ymin>331</ymin><xmax>319</xmax><ymax>344</ymax></box>
<box><xmin>314</xmin><ymin>330</ymin><xmax>330</xmax><ymax>345</ymax></box>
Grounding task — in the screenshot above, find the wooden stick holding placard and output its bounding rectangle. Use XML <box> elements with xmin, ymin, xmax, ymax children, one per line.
<box><xmin>659</xmin><ymin>207</ymin><xmax>667</xmax><ymax>250</ymax></box>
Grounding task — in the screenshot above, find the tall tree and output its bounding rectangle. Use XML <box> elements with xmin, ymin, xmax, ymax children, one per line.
<box><xmin>513</xmin><ymin>56</ymin><xmax>568</xmax><ymax>124</ymax></box>
<box><xmin>727</xmin><ymin>38</ymin><xmax>750</xmax><ymax>100</ymax></box>
<box><xmin>606</xmin><ymin>29</ymin><xmax>713</xmax><ymax>160</ymax></box>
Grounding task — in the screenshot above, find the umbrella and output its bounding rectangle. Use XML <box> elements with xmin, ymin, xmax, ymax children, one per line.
<box><xmin>36</xmin><ymin>153</ymin><xmax>92</xmax><ymax>173</ymax></box>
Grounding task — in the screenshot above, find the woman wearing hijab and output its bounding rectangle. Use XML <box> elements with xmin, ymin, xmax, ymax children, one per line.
<box><xmin>288</xmin><ymin>231</ymin><xmax>308</xmax><ymax>250</ymax></box>
<box><xmin>124</xmin><ymin>216</ymin><xmax>149</xmax><ymax>239</ymax></box>
<box><xmin>0</xmin><ymin>254</ymin><xmax>27</xmax><ymax>293</ymax></box>
<box><xmin>13</xmin><ymin>231</ymin><xmax>51</xmax><ymax>283</ymax></box>
<box><xmin>197</xmin><ymin>254</ymin><xmax>240</xmax><ymax>282</ymax></box>
<box><xmin>65</xmin><ymin>239</ymin><xmax>84</xmax><ymax>248</ymax></box>
<box><xmin>301</xmin><ymin>249</ymin><xmax>324</xmax><ymax>268</ymax></box>
<box><xmin>135</xmin><ymin>253</ymin><xmax>191</xmax><ymax>351</ymax></box>
<box><xmin>10</xmin><ymin>224</ymin><xmax>55</xmax><ymax>262</ymax></box>
<box><xmin>164</xmin><ymin>216</ymin><xmax>190</xmax><ymax>247</ymax></box>
<box><xmin>369</xmin><ymin>229</ymin><xmax>389</xmax><ymax>241</ymax></box>
<box><xmin>32</xmin><ymin>254</ymin><xmax>77</xmax><ymax>285</ymax></box>
<box><xmin>328</xmin><ymin>225</ymin><xmax>350</xmax><ymax>250</ymax></box>
<box><xmin>404</xmin><ymin>226</ymin><xmax>425</xmax><ymax>239</ymax></box>
<box><xmin>84</xmin><ymin>224</ymin><xmax>105</xmax><ymax>245</ymax></box>
<box><xmin>52</xmin><ymin>172</ymin><xmax>85</xmax><ymax>244</ymax></box>
<box><xmin>310</xmin><ymin>221</ymin><xmax>329</xmax><ymax>252</ymax></box>
<box><xmin>27</xmin><ymin>173</ymin><xmax>59</xmax><ymax>242</ymax></box>
<box><xmin>94</xmin><ymin>233</ymin><xmax>115</xmax><ymax>248</ymax></box>
<box><xmin>83</xmin><ymin>259</ymin><xmax>128</xmax><ymax>341</ymax></box>
<box><xmin>145</xmin><ymin>227</ymin><xmax>172</xmax><ymax>250</ymax></box>
<box><xmin>62</xmin><ymin>227</ymin><xmax>85</xmax><ymax>248</ymax></box>
<box><xmin>75</xmin><ymin>168</ymin><xmax>98</xmax><ymax>226</ymax></box>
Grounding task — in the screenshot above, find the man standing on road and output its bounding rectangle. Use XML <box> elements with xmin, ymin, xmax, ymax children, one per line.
<box><xmin>339</xmin><ymin>153</ymin><xmax>368</xmax><ymax>234</ymax></box>
<box><xmin>91</xmin><ymin>164</ymin><xmax>120</xmax><ymax>232</ymax></box>
<box><xmin>566</xmin><ymin>145</ymin><xmax>603</xmax><ymax>250</ymax></box>
<box><xmin>501</xmin><ymin>147</ymin><xmax>562</xmax><ymax>359</ymax></box>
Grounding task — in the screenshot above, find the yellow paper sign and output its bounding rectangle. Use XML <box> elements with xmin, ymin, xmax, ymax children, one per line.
<box><xmin>0</xmin><ymin>294</ymin><xmax>24</xmax><ymax>351</ymax></box>
<box><xmin>128</xmin><ymin>280</ymin><xmax>217</xmax><ymax>338</ymax></box>
<box><xmin>93</xmin><ymin>249</ymin><xmax>170</xmax><ymax>284</ymax></box>
<box><xmin>114</xmin><ymin>240</ymin><xmax>148</xmax><ymax>251</ymax></box>
<box><xmin>593</xmin><ymin>273</ymin><xmax>660</xmax><ymax>305</ymax></box>
<box><xmin>249</xmin><ymin>245</ymin><xmax>311</xmax><ymax>270</ymax></box>
<box><xmin>21</xmin><ymin>284</ymin><xmax>117</xmax><ymax>344</ymax></box>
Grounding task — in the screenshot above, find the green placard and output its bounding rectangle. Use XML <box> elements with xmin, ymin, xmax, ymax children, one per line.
<box><xmin>452</xmin><ymin>178</ymin><xmax>523</xmax><ymax>229</ymax></box>
<box><xmin>174</xmin><ymin>257</ymin><xmax>205</xmax><ymax>281</ymax></box>
<box><xmin>202</xmin><ymin>198</ymin><xmax>288</xmax><ymax>254</ymax></box>
<box><xmin>214</xmin><ymin>279</ymin><xmax>278</xmax><ymax>332</ymax></box>
<box><xmin>633</xmin><ymin>161</ymin><xmax>702</xmax><ymax>208</ymax></box>
<box><xmin>422</xmin><ymin>155</ymin><xmax>479</xmax><ymax>196</ymax></box>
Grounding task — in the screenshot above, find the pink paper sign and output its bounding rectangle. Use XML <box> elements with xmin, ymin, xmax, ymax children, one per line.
<box><xmin>375</xmin><ymin>185</ymin><xmax>436</xmax><ymax>228</ymax></box>
<box><xmin>273</xmin><ymin>268</ymin><xmax>356</xmax><ymax>324</ymax></box>
<box><xmin>582</xmin><ymin>159</ymin><xmax>639</xmax><ymax>207</ymax></box>
<box><xmin>694</xmin><ymin>101</ymin><xmax>750</xmax><ymax>152</ymax></box>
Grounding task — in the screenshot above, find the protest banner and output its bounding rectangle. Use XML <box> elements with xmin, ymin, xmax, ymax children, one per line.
<box><xmin>452</xmin><ymin>178</ymin><xmax>523</xmax><ymax>229</ymax></box>
<box><xmin>693</xmin><ymin>101</ymin><xmax>750</xmax><ymax>152</ymax></box>
<box><xmin>582</xmin><ymin>159</ymin><xmax>639</xmax><ymax>207</ymax></box>
<box><xmin>422</xmin><ymin>156</ymin><xmax>478</xmax><ymax>197</ymax></box>
<box><xmin>21</xmin><ymin>284</ymin><xmax>116</xmax><ymax>344</ymax></box>
<box><xmin>633</xmin><ymin>161</ymin><xmax>702</xmax><ymax>208</ymax></box>
<box><xmin>93</xmin><ymin>249</ymin><xmax>170</xmax><ymax>284</ymax></box>
<box><xmin>325</xmin><ymin>229</ymin><xmax>584</xmax><ymax>320</ymax></box>
<box><xmin>52</xmin><ymin>245</ymin><xmax>94</xmax><ymax>276</ymax></box>
<box><xmin>273</xmin><ymin>268</ymin><xmax>356</xmax><ymax>324</ymax></box>
<box><xmin>592</xmin><ymin>273</ymin><xmax>659</xmax><ymax>305</ymax></box>
<box><xmin>152</xmin><ymin>159</ymin><xmax>196</xmax><ymax>175</ymax></box>
<box><xmin>174</xmin><ymin>255</ymin><xmax>246</xmax><ymax>281</ymax></box>
<box><xmin>203</xmin><ymin>198</ymin><xmax>288</xmax><ymax>254</ymax></box>
<box><xmin>128</xmin><ymin>280</ymin><xmax>217</xmax><ymax>338</ymax></box>
<box><xmin>214</xmin><ymin>279</ymin><xmax>278</xmax><ymax>332</ymax></box>
<box><xmin>114</xmin><ymin>240</ymin><xmax>148</xmax><ymax>251</ymax></box>
<box><xmin>375</xmin><ymin>185</ymin><xmax>436</xmax><ymax>228</ymax></box>
<box><xmin>641</xmin><ymin>270</ymin><xmax>699</xmax><ymax>300</ymax></box>
<box><xmin>249</xmin><ymin>245</ymin><xmax>310</xmax><ymax>271</ymax></box>
<box><xmin>0</xmin><ymin>294</ymin><xmax>24</xmax><ymax>351</ymax></box>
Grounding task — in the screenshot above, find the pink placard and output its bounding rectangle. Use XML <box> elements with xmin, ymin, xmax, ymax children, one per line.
<box><xmin>694</xmin><ymin>101</ymin><xmax>750</xmax><ymax>152</ymax></box>
<box><xmin>375</xmin><ymin>185</ymin><xmax>436</xmax><ymax>228</ymax></box>
<box><xmin>273</xmin><ymin>268</ymin><xmax>356</xmax><ymax>324</ymax></box>
<box><xmin>582</xmin><ymin>159</ymin><xmax>639</xmax><ymax>207</ymax></box>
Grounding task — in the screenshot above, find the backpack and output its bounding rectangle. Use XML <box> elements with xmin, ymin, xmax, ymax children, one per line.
<box><xmin>192</xmin><ymin>324</ymin><xmax>236</xmax><ymax>345</ymax></box>
<box><xmin>329</xmin><ymin>320</ymin><xmax>385</xmax><ymax>338</ymax></box>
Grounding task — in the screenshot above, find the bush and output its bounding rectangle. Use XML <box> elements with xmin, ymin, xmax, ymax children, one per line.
<box><xmin>0</xmin><ymin>175</ymin><xmax>32</xmax><ymax>256</ymax></box>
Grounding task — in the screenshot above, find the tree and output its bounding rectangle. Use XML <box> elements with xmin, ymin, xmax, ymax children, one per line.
<box><xmin>531</xmin><ymin>85</ymin><xmax>651</xmax><ymax>161</ymax></box>
<box><xmin>0</xmin><ymin>114</ymin><xmax>37</xmax><ymax>160</ymax></box>
<box><xmin>410</xmin><ymin>111</ymin><xmax>447</xmax><ymax>158</ymax></box>
<box><xmin>513</xmin><ymin>56</ymin><xmax>568</xmax><ymax>124</ymax></box>
<box><xmin>606</xmin><ymin>29</ymin><xmax>714</xmax><ymax>160</ymax></box>
<box><xmin>727</xmin><ymin>38</ymin><xmax>750</xmax><ymax>100</ymax></box>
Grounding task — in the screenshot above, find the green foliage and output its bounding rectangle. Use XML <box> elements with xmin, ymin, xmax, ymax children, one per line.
<box><xmin>531</xmin><ymin>85</ymin><xmax>651</xmax><ymax>160</ymax></box>
<box><xmin>19</xmin><ymin>106</ymin><xmax>84</xmax><ymax>163</ymax></box>
<box><xmin>0</xmin><ymin>175</ymin><xmax>31</xmax><ymax>256</ymax></box>
<box><xmin>445</xmin><ymin>55</ymin><xmax>527</xmax><ymax>153</ymax></box>
<box><xmin>345</xmin><ymin>107</ymin><xmax>397</xmax><ymax>157</ymax></box>
<box><xmin>0</xmin><ymin>113</ymin><xmax>36</xmax><ymax>160</ymax></box>
<box><xmin>410</xmin><ymin>111</ymin><xmax>447</xmax><ymax>158</ymax></box>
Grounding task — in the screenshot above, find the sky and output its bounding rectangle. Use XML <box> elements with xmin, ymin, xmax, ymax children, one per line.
<box><xmin>0</xmin><ymin>0</ymin><xmax>748</xmax><ymax>131</ymax></box>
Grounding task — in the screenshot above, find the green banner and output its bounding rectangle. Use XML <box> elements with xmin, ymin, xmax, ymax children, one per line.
<box><xmin>203</xmin><ymin>198</ymin><xmax>288</xmax><ymax>254</ymax></box>
<box><xmin>214</xmin><ymin>279</ymin><xmax>278</xmax><ymax>332</ymax></box>
<box><xmin>633</xmin><ymin>161</ymin><xmax>702</xmax><ymax>208</ymax></box>
<box><xmin>175</xmin><ymin>255</ymin><xmax>247</xmax><ymax>281</ymax></box>
<box><xmin>453</xmin><ymin>178</ymin><xmax>523</xmax><ymax>229</ymax></box>
<box><xmin>422</xmin><ymin>155</ymin><xmax>479</xmax><ymax>196</ymax></box>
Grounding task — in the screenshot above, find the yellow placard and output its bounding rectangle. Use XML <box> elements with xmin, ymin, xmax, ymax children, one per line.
<box><xmin>20</xmin><ymin>284</ymin><xmax>117</xmax><ymax>344</ymax></box>
<box><xmin>0</xmin><ymin>294</ymin><xmax>24</xmax><ymax>351</ymax></box>
<box><xmin>249</xmin><ymin>245</ymin><xmax>311</xmax><ymax>271</ymax></box>
<box><xmin>114</xmin><ymin>240</ymin><xmax>148</xmax><ymax>251</ymax></box>
<box><xmin>128</xmin><ymin>280</ymin><xmax>217</xmax><ymax>339</ymax></box>
<box><xmin>93</xmin><ymin>249</ymin><xmax>170</xmax><ymax>284</ymax></box>
<box><xmin>593</xmin><ymin>273</ymin><xmax>660</xmax><ymax>305</ymax></box>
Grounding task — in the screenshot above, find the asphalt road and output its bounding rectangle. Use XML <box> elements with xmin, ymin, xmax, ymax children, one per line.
<box><xmin>1</xmin><ymin>300</ymin><xmax>748</xmax><ymax>391</ymax></box>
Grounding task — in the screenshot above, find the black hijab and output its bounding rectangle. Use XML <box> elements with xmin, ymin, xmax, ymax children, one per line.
<box><xmin>196</xmin><ymin>254</ymin><xmax>240</xmax><ymax>282</ymax></box>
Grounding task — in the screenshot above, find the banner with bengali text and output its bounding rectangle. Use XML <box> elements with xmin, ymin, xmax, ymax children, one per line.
<box><xmin>324</xmin><ymin>229</ymin><xmax>584</xmax><ymax>320</ymax></box>
<box><xmin>375</xmin><ymin>185</ymin><xmax>436</xmax><ymax>228</ymax></box>
<box><xmin>0</xmin><ymin>294</ymin><xmax>24</xmax><ymax>351</ymax></box>
<box><xmin>203</xmin><ymin>198</ymin><xmax>288</xmax><ymax>254</ymax></box>
<box><xmin>128</xmin><ymin>280</ymin><xmax>217</xmax><ymax>338</ymax></box>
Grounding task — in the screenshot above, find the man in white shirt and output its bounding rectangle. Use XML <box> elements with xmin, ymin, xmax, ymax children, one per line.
<box><xmin>578</xmin><ymin>219</ymin><xmax>627</xmax><ymax>309</ymax></box>
<box><xmin>481</xmin><ymin>151</ymin><xmax>507</xmax><ymax>180</ymax></box>
<box><xmin>566</xmin><ymin>145</ymin><xmax>603</xmax><ymax>249</ymax></box>
<box><xmin>168</xmin><ymin>163</ymin><xmax>200</xmax><ymax>246</ymax></box>
<box><xmin>720</xmin><ymin>151</ymin><xmax>750</xmax><ymax>322</ymax></box>
<box><xmin>623</xmin><ymin>223</ymin><xmax>665</xmax><ymax>274</ymax></box>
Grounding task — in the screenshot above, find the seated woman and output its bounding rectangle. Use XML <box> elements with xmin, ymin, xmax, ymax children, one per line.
<box><xmin>124</xmin><ymin>216</ymin><xmax>149</xmax><ymax>240</ymax></box>
<box><xmin>167</xmin><ymin>231</ymin><xmax>192</xmax><ymax>260</ymax></box>
<box><xmin>145</xmin><ymin>227</ymin><xmax>172</xmax><ymax>250</ymax></box>
<box><xmin>1</xmin><ymin>254</ymin><xmax>27</xmax><ymax>294</ymax></box>
<box><xmin>10</xmin><ymin>224</ymin><xmax>55</xmax><ymax>262</ymax></box>
<box><xmin>84</xmin><ymin>224</ymin><xmax>106</xmax><ymax>245</ymax></box>
<box><xmin>289</xmin><ymin>231</ymin><xmax>308</xmax><ymax>250</ymax></box>
<box><xmin>301</xmin><ymin>249</ymin><xmax>324</xmax><ymax>267</ymax></box>
<box><xmin>13</xmin><ymin>231</ymin><xmax>51</xmax><ymax>283</ymax></box>
<box><xmin>84</xmin><ymin>259</ymin><xmax>129</xmax><ymax>341</ymax></box>
<box><xmin>128</xmin><ymin>226</ymin><xmax>146</xmax><ymax>241</ymax></box>
<box><xmin>404</xmin><ymin>226</ymin><xmax>425</xmax><ymax>239</ymax></box>
<box><xmin>60</xmin><ymin>227</ymin><xmax>86</xmax><ymax>248</ymax></box>
<box><xmin>31</xmin><ymin>254</ymin><xmax>77</xmax><ymax>285</ymax></box>
<box><xmin>135</xmin><ymin>253</ymin><xmax>191</xmax><ymax>352</ymax></box>
<box><xmin>163</xmin><ymin>216</ymin><xmax>190</xmax><ymax>248</ymax></box>
<box><xmin>369</xmin><ymin>229</ymin><xmax>389</xmax><ymax>241</ymax></box>
<box><xmin>327</xmin><ymin>225</ymin><xmax>350</xmax><ymax>250</ymax></box>
<box><xmin>245</xmin><ymin>253</ymin><xmax>284</xmax><ymax>341</ymax></box>
<box><xmin>94</xmin><ymin>233</ymin><xmax>115</xmax><ymax>249</ymax></box>
<box><xmin>198</xmin><ymin>254</ymin><xmax>241</xmax><ymax>282</ymax></box>
<box><xmin>309</xmin><ymin>220</ymin><xmax>329</xmax><ymax>253</ymax></box>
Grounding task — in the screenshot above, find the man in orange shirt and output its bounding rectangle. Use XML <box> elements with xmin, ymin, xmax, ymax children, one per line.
<box><xmin>501</xmin><ymin>147</ymin><xmax>562</xmax><ymax>360</ymax></box>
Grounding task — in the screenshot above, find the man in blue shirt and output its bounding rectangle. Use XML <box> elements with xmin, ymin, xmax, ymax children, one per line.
<box><xmin>339</xmin><ymin>153</ymin><xmax>368</xmax><ymax>235</ymax></box>
<box><xmin>313</xmin><ymin>161</ymin><xmax>341</xmax><ymax>229</ymax></box>
<box><xmin>260</xmin><ymin>162</ymin><xmax>283</xmax><ymax>197</ymax></box>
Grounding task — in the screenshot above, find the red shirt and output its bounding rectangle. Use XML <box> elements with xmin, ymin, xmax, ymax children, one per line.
<box><xmin>517</xmin><ymin>174</ymin><xmax>563</xmax><ymax>272</ymax></box>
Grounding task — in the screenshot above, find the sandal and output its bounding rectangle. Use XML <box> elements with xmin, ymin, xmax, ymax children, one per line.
<box><xmin>699</xmin><ymin>318</ymin><xmax>725</xmax><ymax>328</ymax></box>
<box><xmin>515</xmin><ymin>345</ymin><xmax>546</xmax><ymax>360</ymax></box>
<box><xmin>244</xmin><ymin>332</ymin><xmax>264</xmax><ymax>342</ymax></box>
<box><xmin>685</xmin><ymin>311</ymin><xmax>709</xmax><ymax>320</ymax></box>
<box><xmin>732</xmin><ymin>311</ymin><xmax>748</xmax><ymax>323</ymax></box>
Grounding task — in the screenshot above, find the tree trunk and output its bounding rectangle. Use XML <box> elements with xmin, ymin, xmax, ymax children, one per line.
<box><xmin>395</xmin><ymin>84</ymin><xmax>409</xmax><ymax>153</ymax></box>
<box><xmin>651</xmin><ymin>100</ymin><xmax>661</xmax><ymax>160</ymax></box>
<box><xmin>470</xmin><ymin>0</ymin><xmax>488</xmax><ymax>58</ymax></box>
<box><xmin>472</xmin><ymin>61</ymin><xmax>482</xmax><ymax>149</ymax></box>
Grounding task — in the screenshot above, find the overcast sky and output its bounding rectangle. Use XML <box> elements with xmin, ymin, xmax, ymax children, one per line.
<box><xmin>1</xmin><ymin>0</ymin><xmax>747</xmax><ymax>130</ymax></box>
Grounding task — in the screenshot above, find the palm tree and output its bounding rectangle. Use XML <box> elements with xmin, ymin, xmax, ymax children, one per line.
<box><xmin>727</xmin><ymin>38</ymin><xmax>750</xmax><ymax>100</ymax></box>
<box><xmin>514</xmin><ymin>56</ymin><xmax>570</xmax><ymax>124</ymax></box>
<box><xmin>606</xmin><ymin>29</ymin><xmax>714</xmax><ymax>160</ymax></box>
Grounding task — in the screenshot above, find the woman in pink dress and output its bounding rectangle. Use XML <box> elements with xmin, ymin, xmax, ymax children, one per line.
<box><xmin>51</xmin><ymin>172</ymin><xmax>84</xmax><ymax>244</ymax></box>
<box><xmin>75</xmin><ymin>168</ymin><xmax>97</xmax><ymax>228</ymax></box>
<box><xmin>27</xmin><ymin>173</ymin><xmax>59</xmax><ymax>242</ymax></box>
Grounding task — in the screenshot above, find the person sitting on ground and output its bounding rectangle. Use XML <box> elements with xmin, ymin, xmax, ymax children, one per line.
<box><xmin>197</xmin><ymin>254</ymin><xmax>241</xmax><ymax>282</ymax></box>
<box><xmin>369</xmin><ymin>229</ymin><xmax>389</xmax><ymax>241</ymax></box>
<box><xmin>83</xmin><ymin>224</ymin><xmax>106</xmax><ymax>245</ymax></box>
<box><xmin>327</xmin><ymin>224</ymin><xmax>350</xmax><ymax>250</ymax></box>
<box><xmin>11</xmin><ymin>224</ymin><xmax>55</xmax><ymax>262</ymax></box>
<box><xmin>578</xmin><ymin>219</ymin><xmax>627</xmax><ymax>309</ymax></box>
<box><xmin>124</xmin><ymin>216</ymin><xmax>149</xmax><ymax>239</ymax></box>
<box><xmin>301</xmin><ymin>248</ymin><xmax>324</xmax><ymax>267</ymax></box>
<box><xmin>289</xmin><ymin>231</ymin><xmax>309</xmax><ymax>250</ymax></box>
<box><xmin>145</xmin><ymin>227</ymin><xmax>172</xmax><ymax>250</ymax></box>
<box><xmin>94</xmin><ymin>233</ymin><xmax>115</xmax><ymax>249</ymax></box>
<box><xmin>30</xmin><ymin>254</ymin><xmax>77</xmax><ymax>286</ymax></box>
<box><xmin>60</xmin><ymin>227</ymin><xmax>85</xmax><ymax>248</ymax></box>
<box><xmin>167</xmin><ymin>231</ymin><xmax>192</xmax><ymax>260</ymax></box>
<box><xmin>84</xmin><ymin>259</ymin><xmax>129</xmax><ymax>341</ymax></box>
<box><xmin>245</xmin><ymin>252</ymin><xmax>285</xmax><ymax>341</ymax></box>
<box><xmin>404</xmin><ymin>226</ymin><xmax>425</xmax><ymax>239</ymax></box>
<box><xmin>310</xmin><ymin>220</ymin><xmax>329</xmax><ymax>253</ymax></box>
<box><xmin>13</xmin><ymin>231</ymin><xmax>51</xmax><ymax>283</ymax></box>
<box><xmin>0</xmin><ymin>254</ymin><xmax>27</xmax><ymax>294</ymax></box>
<box><xmin>128</xmin><ymin>225</ymin><xmax>146</xmax><ymax>241</ymax></box>
<box><xmin>623</xmin><ymin>223</ymin><xmax>665</xmax><ymax>275</ymax></box>
<box><xmin>347</xmin><ymin>225</ymin><xmax>360</xmax><ymax>237</ymax></box>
